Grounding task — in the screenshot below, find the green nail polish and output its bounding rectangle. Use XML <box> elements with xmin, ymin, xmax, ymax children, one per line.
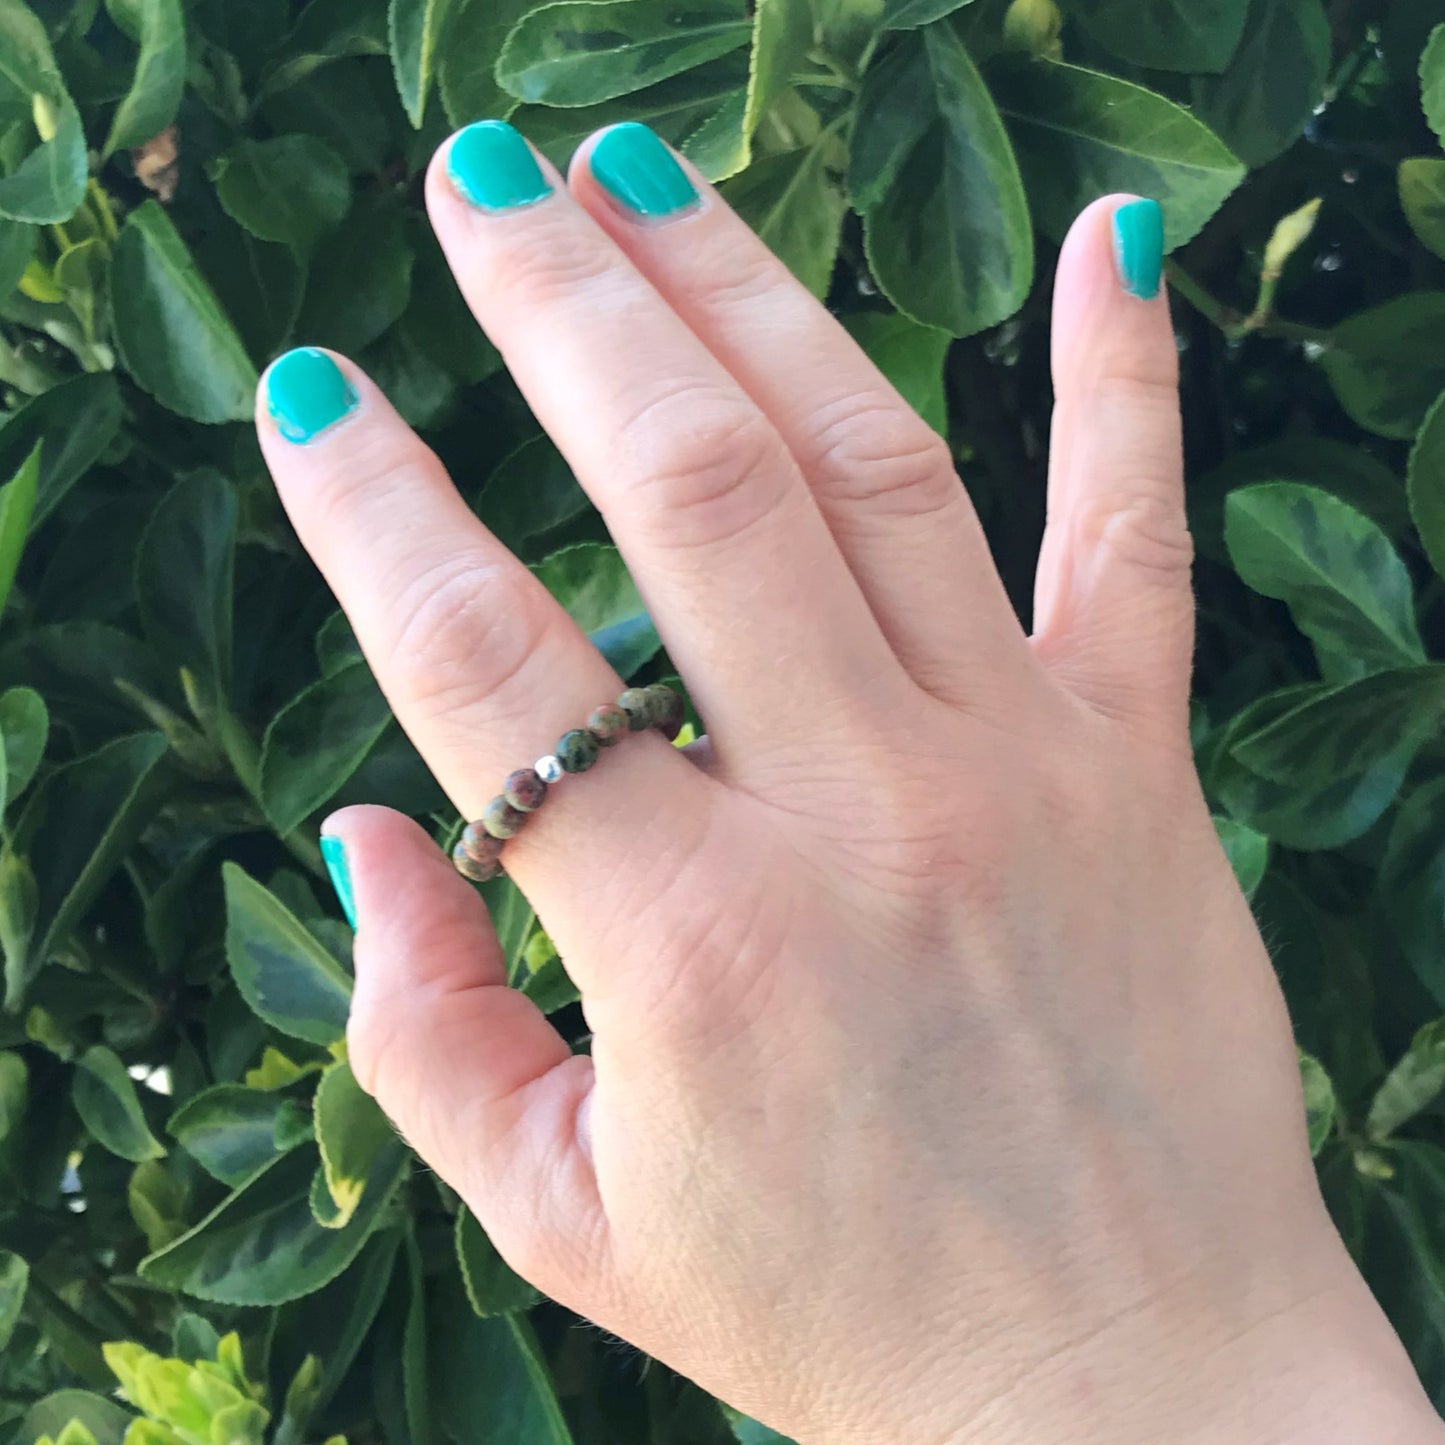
<box><xmin>590</xmin><ymin>123</ymin><xmax>699</xmax><ymax>220</ymax></box>
<box><xmin>1113</xmin><ymin>198</ymin><xmax>1164</xmax><ymax>300</ymax></box>
<box><xmin>448</xmin><ymin>121</ymin><xmax>552</xmax><ymax>212</ymax></box>
<box><xmin>266</xmin><ymin>348</ymin><xmax>358</xmax><ymax>444</ymax></box>
<box><xmin>320</xmin><ymin>834</ymin><xmax>358</xmax><ymax>930</ymax></box>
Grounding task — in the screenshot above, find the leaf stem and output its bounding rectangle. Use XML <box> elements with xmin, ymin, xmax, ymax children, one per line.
<box><xmin>1165</xmin><ymin>262</ymin><xmax>1332</xmax><ymax>345</ymax></box>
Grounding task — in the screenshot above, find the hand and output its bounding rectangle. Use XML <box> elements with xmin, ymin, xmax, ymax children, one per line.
<box><xmin>256</xmin><ymin>122</ymin><xmax>1440</xmax><ymax>1444</ymax></box>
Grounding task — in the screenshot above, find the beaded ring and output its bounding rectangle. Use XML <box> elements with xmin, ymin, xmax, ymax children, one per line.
<box><xmin>451</xmin><ymin>682</ymin><xmax>685</xmax><ymax>883</ymax></box>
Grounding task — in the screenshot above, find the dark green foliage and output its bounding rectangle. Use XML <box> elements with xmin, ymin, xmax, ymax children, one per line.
<box><xmin>0</xmin><ymin>0</ymin><xmax>1443</xmax><ymax>1441</ymax></box>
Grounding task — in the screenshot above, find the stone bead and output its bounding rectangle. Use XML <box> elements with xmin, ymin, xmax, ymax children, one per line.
<box><xmin>453</xmin><ymin>839</ymin><xmax>502</xmax><ymax>883</ymax></box>
<box><xmin>617</xmin><ymin>687</ymin><xmax>655</xmax><ymax>731</ymax></box>
<box><xmin>461</xmin><ymin>822</ymin><xmax>505</xmax><ymax>866</ymax></box>
<box><xmin>481</xmin><ymin>795</ymin><xmax>527</xmax><ymax>839</ymax></box>
<box><xmin>588</xmin><ymin>703</ymin><xmax>629</xmax><ymax>747</ymax></box>
<box><xmin>557</xmin><ymin>728</ymin><xmax>601</xmax><ymax>773</ymax></box>
<box><xmin>535</xmin><ymin>754</ymin><xmax>564</xmax><ymax>784</ymax></box>
<box><xmin>504</xmin><ymin>767</ymin><xmax>547</xmax><ymax>812</ymax></box>
<box><xmin>647</xmin><ymin>684</ymin><xmax>685</xmax><ymax>740</ymax></box>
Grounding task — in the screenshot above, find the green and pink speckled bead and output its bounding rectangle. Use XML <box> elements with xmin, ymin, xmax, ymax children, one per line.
<box><xmin>452</xmin><ymin>683</ymin><xmax>686</xmax><ymax>883</ymax></box>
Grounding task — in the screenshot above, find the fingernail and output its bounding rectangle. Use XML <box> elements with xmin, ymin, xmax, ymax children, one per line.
<box><xmin>590</xmin><ymin>123</ymin><xmax>700</xmax><ymax>221</ymax></box>
<box><xmin>266</xmin><ymin>348</ymin><xmax>359</xmax><ymax>445</ymax></box>
<box><xmin>447</xmin><ymin>120</ymin><xmax>553</xmax><ymax>212</ymax></box>
<box><xmin>1113</xmin><ymin>199</ymin><xmax>1164</xmax><ymax>300</ymax></box>
<box><xmin>320</xmin><ymin>834</ymin><xmax>357</xmax><ymax>930</ymax></box>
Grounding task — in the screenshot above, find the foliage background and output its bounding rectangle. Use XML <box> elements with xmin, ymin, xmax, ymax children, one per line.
<box><xmin>0</xmin><ymin>0</ymin><xmax>1444</xmax><ymax>1439</ymax></box>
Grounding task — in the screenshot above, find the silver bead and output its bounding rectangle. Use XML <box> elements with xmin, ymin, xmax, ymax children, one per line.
<box><xmin>535</xmin><ymin>754</ymin><xmax>564</xmax><ymax>784</ymax></box>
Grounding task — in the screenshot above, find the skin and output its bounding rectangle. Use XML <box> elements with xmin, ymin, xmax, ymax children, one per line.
<box><xmin>256</xmin><ymin>131</ymin><xmax>1445</xmax><ymax>1444</ymax></box>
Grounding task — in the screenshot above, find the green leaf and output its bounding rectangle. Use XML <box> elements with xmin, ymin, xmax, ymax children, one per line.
<box><xmin>53</xmin><ymin>236</ymin><xmax>108</xmax><ymax>345</ymax></box>
<box><xmin>0</xmin><ymin>372</ymin><xmax>124</xmax><ymax>528</ymax></box>
<box><xmin>498</xmin><ymin>0</ymin><xmax>751</xmax><ymax>107</ymax></box>
<box><xmin>1369</xmin><ymin>1020</ymin><xmax>1445</xmax><ymax>1141</ymax></box>
<box><xmin>0</xmin><ymin>440</ymin><xmax>39</xmax><ymax>624</ymax></box>
<box><xmin>1212</xmin><ymin>815</ymin><xmax>1269</xmax><ymax>901</ymax></box>
<box><xmin>389</xmin><ymin>0</ymin><xmax>461</xmax><ymax>125</ymax></box>
<box><xmin>440</xmin><ymin>0</ymin><xmax>533</xmax><ymax>124</ymax></box>
<box><xmin>722</xmin><ymin>1407</ymin><xmax>795</xmax><ymax>1444</ymax></box>
<box><xmin>103</xmin><ymin>0</ymin><xmax>186</xmax><ymax>158</ymax></box>
<box><xmin>6</xmin><ymin>731</ymin><xmax>171</xmax><ymax>1010</ymax></box>
<box><xmin>1188</xmin><ymin>0</ymin><xmax>1329</xmax><ymax>167</ymax></box>
<box><xmin>1409</xmin><ymin>391</ymin><xmax>1445</xmax><ymax>581</ymax></box>
<box><xmin>296</xmin><ymin>193</ymin><xmax>414</xmax><ymax>355</ymax></box>
<box><xmin>0</xmin><ymin>1246</ymin><xmax>27</xmax><ymax>1352</ymax></box>
<box><xmin>1423</xmin><ymin>23</ymin><xmax>1445</xmax><ymax>147</ymax></box>
<box><xmin>842</xmin><ymin>312</ymin><xmax>951</xmax><ymax>435</ymax></box>
<box><xmin>1322</xmin><ymin>294</ymin><xmax>1445</xmax><ymax>441</ymax></box>
<box><xmin>167</xmin><ymin>1083</ymin><xmax>292</xmax><ymax>1185</ymax></box>
<box><xmin>480</xmin><ymin>436</ymin><xmax>590</xmax><ymax>557</ymax></box>
<box><xmin>455</xmin><ymin>1207</ymin><xmax>539</xmax><ymax>1317</ymax></box>
<box><xmin>72</xmin><ymin>1044</ymin><xmax>166</xmax><ymax>1162</ymax></box>
<box><xmin>111</xmin><ymin>201</ymin><xmax>260</xmax><ymax>424</ymax></box>
<box><xmin>134</xmin><ymin>470</ymin><xmax>236</xmax><ymax>714</ymax></box>
<box><xmin>260</xmin><ymin>660</ymin><xmax>394</xmax><ymax>836</ymax></box>
<box><xmin>139</xmin><ymin>1143</ymin><xmax>407</xmax><ymax>1304</ymax></box>
<box><xmin>1224</xmin><ymin>483</ymin><xmax>1423</xmax><ymax>683</ymax></box>
<box><xmin>0</xmin><ymin>216</ymin><xmax>35</xmax><ymax>301</ymax></box>
<box><xmin>256</xmin><ymin>0</ymin><xmax>389</xmax><ymax>101</ymax></box>
<box><xmin>1061</xmin><ymin>0</ymin><xmax>1249</xmax><ymax>72</ymax></box>
<box><xmin>1298</xmin><ymin>1050</ymin><xmax>1336</xmax><ymax>1157</ymax></box>
<box><xmin>532</xmin><ymin>543</ymin><xmax>662</xmax><ymax>678</ymax></box>
<box><xmin>743</xmin><ymin>0</ymin><xmax>812</xmax><ymax>135</ymax></box>
<box><xmin>1401</xmin><ymin>158</ymin><xmax>1445</xmax><ymax>262</ymax></box>
<box><xmin>0</xmin><ymin>0</ymin><xmax>87</xmax><ymax>223</ymax></box>
<box><xmin>1381</xmin><ymin>776</ymin><xmax>1445</xmax><ymax>1008</ymax></box>
<box><xmin>19</xmin><ymin>1393</ymin><xmax>133</xmax><ymax>1445</ymax></box>
<box><xmin>211</xmin><ymin>135</ymin><xmax>351</xmax><ymax>256</ymax></box>
<box><xmin>314</xmin><ymin>1059</ymin><xmax>395</xmax><ymax>1229</ymax></box>
<box><xmin>0</xmin><ymin>1049</ymin><xmax>26</xmax><ymax>1144</ymax></box>
<box><xmin>851</xmin><ymin>23</ymin><xmax>1033</xmax><ymax>337</ymax></box>
<box><xmin>222</xmin><ymin>862</ymin><xmax>353</xmax><ymax>1046</ymax></box>
<box><xmin>723</xmin><ymin>136</ymin><xmax>848</xmax><ymax>298</ymax></box>
<box><xmin>991</xmin><ymin>57</ymin><xmax>1245</xmax><ymax>249</ymax></box>
<box><xmin>128</xmin><ymin>1157</ymin><xmax>188</xmax><ymax>1250</ymax></box>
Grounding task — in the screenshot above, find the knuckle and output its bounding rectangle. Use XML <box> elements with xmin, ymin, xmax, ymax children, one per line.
<box><xmin>1075</xmin><ymin>487</ymin><xmax>1194</xmax><ymax>578</ymax></box>
<box><xmin>807</xmin><ymin>395</ymin><xmax>958</xmax><ymax>517</ymax></box>
<box><xmin>491</xmin><ymin>215</ymin><xmax>621</xmax><ymax>309</ymax></box>
<box><xmin>620</xmin><ymin>385</ymin><xmax>792</xmax><ymax>551</ymax></box>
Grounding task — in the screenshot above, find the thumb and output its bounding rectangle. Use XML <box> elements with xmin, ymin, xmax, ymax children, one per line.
<box><xmin>1032</xmin><ymin>195</ymin><xmax>1195</xmax><ymax>741</ymax></box>
<box><xmin>321</xmin><ymin>803</ymin><xmax>608</xmax><ymax>1306</ymax></box>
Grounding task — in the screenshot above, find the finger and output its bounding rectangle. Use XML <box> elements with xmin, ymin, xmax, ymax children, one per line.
<box><xmin>425</xmin><ymin>121</ymin><xmax>902</xmax><ymax>752</ymax></box>
<box><xmin>568</xmin><ymin>127</ymin><xmax>1036</xmax><ymax>713</ymax></box>
<box><xmin>325</xmin><ymin>805</ymin><xmax>609</xmax><ymax>1307</ymax></box>
<box><xmin>1031</xmin><ymin>196</ymin><xmax>1194</xmax><ymax>739</ymax></box>
<box><xmin>255</xmin><ymin>346</ymin><xmax>706</xmax><ymax>924</ymax></box>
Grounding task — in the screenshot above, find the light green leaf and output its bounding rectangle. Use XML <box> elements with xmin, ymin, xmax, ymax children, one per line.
<box><xmin>0</xmin><ymin>0</ymin><xmax>87</xmax><ymax>223</ymax></box>
<box><xmin>723</xmin><ymin>137</ymin><xmax>847</xmax><ymax>298</ymax></box>
<box><xmin>0</xmin><ymin>217</ymin><xmax>35</xmax><ymax>301</ymax></box>
<box><xmin>1423</xmin><ymin>23</ymin><xmax>1445</xmax><ymax>147</ymax></box>
<box><xmin>261</xmin><ymin>661</ymin><xmax>393</xmax><ymax>836</ymax></box>
<box><xmin>0</xmin><ymin>440</ymin><xmax>39</xmax><ymax>625</ymax></box>
<box><xmin>111</xmin><ymin>201</ymin><xmax>259</xmax><ymax>424</ymax></box>
<box><xmin>497</xmin><ymin>0</ymin><xmax>752</xmax><ymax>107</ymax></box>
<box><xmin>1322</xmin><ymin>293</ymin><xmax>1445</xmax><ymax>440</ymax></box>
<box><xmin>1409</xmin><ymin>390</ymin><xmax>1445</xmax><ymax>582</ymax></box>
<box><xmin>211</xmin><ymin>135</ymin><xmax>351</xmax><ymax>255</ymax></box>
<box><xmin>852</xmin><ymin>23</ymin><xmax>1033</xmax><ymax>337</ymax></box>
<box><xmin>1401</xmin><ymin>157</ymin><xmax>1445</xmax><ymax>261</ymax></box>
<box><xmin>389</xmin><ymin>0</ymin><xmax>461</xmax><ymax>125</ymax></box>
<box><xmin>1299</xmin><ymin>1050</ymin><xmax>1336</xmax><ymax>1157</ymax></box>
<box><xmin>0</xmin><ymin>1247</ymin><xmax>27</xmax><ymax>1352</ymax></box>
<box><xmin>167</xmin><ymin>1084</ymin><xmax>292</xmax><ymax>1185</ymax></box>
<box><xmin>532</xmin><ymin>543</ymin><xmax>662</xmax><ymax>678</ymax></box>
<box><xmin>1224</xmin><ymin>483</ymin><xmax>1423</xmax><ymax>683</ymax></box>
<box><xmin>1369</xmin><ymin>1020</ymin><xmax>1445</xmax><ymax>1141</ymax></box>
<box><xmin>128</xmin><ymin>1158</ymin><xmax>188</xmax><ymax>1251</ymax></box>
<box><xmin>0</xmin><ymin>373</ymin><xmax>123</xmax><ymax>528</ymax></box>
<box><xmin>20</xmin><ymin>1394</ymin><xmax>133</xmax><ymax>1445</ymax></box>
<box><xmin>139</xmin><ymin>1144</ymin><xmax>407</xmax><ymax>1304</ymax></box>
<box><xmin>991</xmin><ymin>57</ymin><xmax>1245</xmax><ymax>249</ymax></box>
<box><xmin>456</xmin><ymin>1207</ymin><xmax>540</xmax><ymax>1317</ymax></box>
<box><xmin>744</xmin><ymin>0</ymin><xmax>813</xmax><ymax>134</ymax></box>
<box><xmin>222</xmin><ymin>862</ymin><xmax>353</xmax><ymax>1046</ymax></box>
<box><xmin>53</xmin><ymin>236</ymin><xmax>108</xmax><ymax>345</ymax></box>
<box><xmin>842</xmin><ymin>312</ymin><xmax>951</xmax><ymax>435</ymax></box>
<box><xmin>1188</xmin><ymin>0</ymin><xmax>1329</xmax><ymax>167</ymax></box>
<box><xmin>440</xmin><ymin>0</ymin><xmax>533</xmax><ymax>124</ymax></box>
<box><xmin>1213</xmin><ymin>815</ymin><xmax>1269</xmax><ymax>901</ymax></box>
<box><xmin>1062</xmin><ymin>0</ymin><xmax>1249</xmax><ymax>72</ymax></box>
<box><xmin>314</xmin><ymin>1059</ymin><xmax>396</xmax><ymax>1229</ymax></box>
<box><xmin>103</xmin><ymin>0</ymin><xmax>186</xmax><ymax>158</ymax></box>
<box><xmin>73</xmin><ymin>1044</ymin><xmax>166</xmax><ymax>1162</ymax></box>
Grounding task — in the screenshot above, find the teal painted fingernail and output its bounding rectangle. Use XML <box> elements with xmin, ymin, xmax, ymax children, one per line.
<box><xmin>320</xmin><ymin>834</ymin><xmax>357</xmax><ymax>930</ymax></box>
<box><xmin>447</xmin><ymin>120</ymin><xmax>553</xmax><ymax>212</ymax></box>
<box><xmin>266</xmin><ymin>348</ymin><xmax>358</xmax><ymax>445</ymax></box>
<box><xmin>1113</xmin><ymin>198</ymin><xmax>1164</xmax><ymax>300</ymax></box>
<box><xmin>590</xmin><ymin>123</ymin><xmax>699</xmax><ymax>220</ymax></box>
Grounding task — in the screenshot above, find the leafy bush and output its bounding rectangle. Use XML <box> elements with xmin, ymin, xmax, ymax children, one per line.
<box><xmin>0</xmin><ymin>0</ymin><xmax>1444</xmax><ymax>1439</ymax></box>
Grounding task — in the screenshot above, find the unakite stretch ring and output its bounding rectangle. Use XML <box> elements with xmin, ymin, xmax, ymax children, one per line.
<box><xmin>452</xmin><ymin>683</ymin><xmax>685</xmax><ymax>883</ymax></box>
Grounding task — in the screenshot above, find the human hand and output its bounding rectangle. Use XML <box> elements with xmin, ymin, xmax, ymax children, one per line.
<box><xmin>256</xmin><ymin>122</ymin><xmax>1441</xmax><ymax>1444</ymax></box>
